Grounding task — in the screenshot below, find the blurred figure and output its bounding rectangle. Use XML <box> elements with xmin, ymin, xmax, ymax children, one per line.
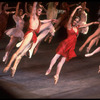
<box><xmin>0</xmin><ymin>2</ymin><xmax>16</xmax><ymax>39</ymax></box>
<box><xmin>2</xmin><ymin>2</ymin><xmax>25</xmax><ymax>64</ymax></box>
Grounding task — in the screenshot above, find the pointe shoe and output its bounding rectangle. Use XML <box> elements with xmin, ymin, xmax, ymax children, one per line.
<box><xmin>11</xmin><ymin>68</ymin><xmax>16</xmax><ymax>77</ymax></box>
<box><xmin>98</xmin><ymin>65</ymin><xmax>100</xmax><ymax>74</ymax></box>
<box><xmin>2</xmin><ymin>54</ymin><xmax>8</xmax><ymax>64</ymax></box>
<box><xmin>3</xmin><ymin>66</ymin><xmax>10</xmax><ymax>73</ymax></box>
<box><xmin>45</xmin><ymin>69</ymin><xmax>51</xmax><ymax>75</ymax></box>
<box><xmin>2</xmin><ymin>54</ymin><xmax>8</xmax><ymax>63</ymax></box>
<box><xmin>85</xmin><ymin>53</ymin><xmax>93</xmax><ymax>57</ymax></box>
<box><xmin>54</xmin><ymin>75</ymin><xmax>59</xmax><ymax>85</ymax></box>
<box><xmin>28</xmin><ymin>50</ymin><xmax>33</xmax><ymax>59</ymax></box>
<box><xmin>16</xmin><ymin>41</ymin><xmax>22</xmax><ymax>48</ymax></box>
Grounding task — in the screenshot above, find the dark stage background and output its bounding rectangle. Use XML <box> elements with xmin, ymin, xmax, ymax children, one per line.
<box><xmin>0</xmin><ymin>1</ymin><xmax>100</xmax><ymax>99</ymax></box>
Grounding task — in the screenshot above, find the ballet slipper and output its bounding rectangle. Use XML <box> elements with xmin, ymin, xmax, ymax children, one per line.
<box><xmin>11</xmin><ymin>68</ymin><xmax>16</xmax><ymax>77</ymax></box>
<box><xmin>85</xmin><ymin>53</ymin><xmax>93</xmax><ymax>57</ymax></box>
<box><xmin>98</xmin><ymin>65</ymin><xmax>100</xmax><ymax>74</ymax></box>
<box><xmin>4</xmin><ymin>56</ymin><xmax>8</xmax><ymax>64</ymax></box>
<box><xmin>3</xmin><ymin>66</ymin><xmax>10</xmax><ymax>73</ymax></box>
<box><xmin>45</xmin><ymin>69</ymin><xmax>51</xmax><ymax>75</ymax></box>
<box><xmin>28</xmin><ymin>49</ymin><xmax>33</xmax><ymax>59</ymax></box>
<box><xmin>3</xmin><ymin>54</ymin><xmax>8</xmax><ymax>62</ymax></box>
<box><xmin>16</xmin><ymin>41</ymin><xmax>22</xmax><ymax>48</ymax></box>
<box><xmin>54</xmin><ymin>75</ymin><xmax>59</xmax><ymax>85</ymax></box>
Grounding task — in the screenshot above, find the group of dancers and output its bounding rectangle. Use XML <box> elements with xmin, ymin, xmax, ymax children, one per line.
<box><xmin>0</xmin><ymin>1</ymin><xmax>100</xmax><ymax>84</ymax></box>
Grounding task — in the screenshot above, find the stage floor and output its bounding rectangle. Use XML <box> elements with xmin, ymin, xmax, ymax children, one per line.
<box><xmin>0</xmin><ymin>34</ymin><xmax>100</xmax><ymax>99</ymax></box>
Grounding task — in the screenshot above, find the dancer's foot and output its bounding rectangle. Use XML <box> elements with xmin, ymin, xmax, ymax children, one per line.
<box><xmin>98</xmin><ymin>65</ymin><xmax>100</xmax><ymax>74</ymax></box>
<box><xmin>11</xmin><ymin>68</ymin><xmax>16</xmax><ymax>77</ymax></box>
<box><xmin>3</xmin><ymin>54</ymin><xmax>7</xmax><ymax>62</ymax></box>
<box><xmin>54</xmin><ymin>75</ymin><xmax>59</xmax><ymax>85</ymax></box>
<box><xmin>86</xmin><ymin>47</ymin><xmax>90</xmax><ymax>54</ymax></box>
<box><xmin>45</xmin><ymin>69</ymin><xmax>51</xmax><ymax>75</ymax></box>
<box><xmin>29</xmin><ymin>49</ymin><xmax>33</xmax><ymax>59</ymax></box>
<box><xmin>3</xmin><ymin>66</ymin><xmax>10</xmax><ymax>73</ymax></box>
<box><xmin>85</xmin><ymin>53</ymin><xmax>93</xmax><ymax>57</ymax></box>
<box><xmin>16</xmin><ymin>41</ymin><xmax>22</xmax><ymax>48</ymax></box>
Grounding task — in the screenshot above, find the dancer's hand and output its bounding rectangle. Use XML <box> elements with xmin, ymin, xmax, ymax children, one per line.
<box><xmin>51</xmin><ymin>19</ymin><xmax>58</xmax><ymax>23</ymax></box>
<box><xmin>93</xmin><ymin>21</ymin><xmax>100</xmax><ymax>24</ymax></box>
<box><xmin>77</xmin><ymin>5</ymin><xmax>82</xmax><ymax>9</ymax></box>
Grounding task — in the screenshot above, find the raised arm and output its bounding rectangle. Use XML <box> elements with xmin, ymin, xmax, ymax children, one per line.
<box><xmin>67</xmin><ymin>5</ymin><xmax>82</xmax><ymax>29</ymax></box>
<box><xmin>15</xmin><ymin>2</ymin><xmax>20</xmax><ymax>16</ymax></box>
<box><xmin>30</xmin><ymin>2</ymin><xmax>37</xmax><ymax>19</ymax></box>
<box><xmin>79</xmin><ymin>23</ymin><xmax>100</xmax><ymax>52</ymax></box>
<box><xmin>25</xmin><ymin>2</ymin><xmax>30</xmax><ymax>17</ymax></box>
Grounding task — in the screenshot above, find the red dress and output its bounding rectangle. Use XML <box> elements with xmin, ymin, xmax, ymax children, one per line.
<box><xmin>56</xmin><ymin>27</ymin><xmax>79</xmax><ymax>61</ymax></box>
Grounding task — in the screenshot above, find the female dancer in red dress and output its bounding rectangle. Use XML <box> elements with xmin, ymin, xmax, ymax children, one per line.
<box><xmin>45</xmin><ymin>5</ymin><xmax>99</xmax><ymax>85</ymax></box>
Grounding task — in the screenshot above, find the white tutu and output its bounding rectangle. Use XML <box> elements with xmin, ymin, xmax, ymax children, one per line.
<box><xmin>78</xmin><ymin>21</ymin><xmax>89</xmax><ymax>35</ymax></box>
<box><xmin>5</xmin><ymin>27</ymin><xmax>24</xmax><ymax>41</ymax></box>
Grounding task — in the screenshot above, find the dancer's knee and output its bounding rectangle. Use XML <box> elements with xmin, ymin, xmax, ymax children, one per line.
<box><xmin>16</xmin><ymin>55</ymin><xmax>22</xmax><ymax>62</ymax></box>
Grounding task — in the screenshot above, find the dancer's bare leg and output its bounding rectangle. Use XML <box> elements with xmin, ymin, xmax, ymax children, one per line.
<box><xmin>85</xmin><ymin>47</ymin><xmax>100</xmax><ymax>57</ymax></box>
<box><xmin>33</xmin><ymin>40</ymin><xmax>41</xmax><ymax>55</ymax></box>
<box><xmin>29</xmin><ymin>22</ymin><xmax>55</xmax><ymax>58</ymax></box>
<box><xmin>11</xmin><ymin>43</ymin><xmax>32</xmax><ymax>77</ymax></box>
<box><xmin>79</xmin><ymin>27</ymin><xmax>100</xmax><ymax>52</ymax></box>
<box><xmin>54</xmin><ymin>57</ymin><xmax>66</xmax><ymax>84</ymax></box>
<box><xmin>3</xmin><ymin>36</ymin><xmax>18</xmax><ymax>64</ymax></box>
<box><xmin>45</xmin><ymin>54</ymin><xmax>60</xmax><ymax>75</ymax></box>
<box><xmin>86</xmin><ymin>36</ymin><xmax>100</xmax><ymax>53</ymax></box>
<box><xmin>3</xmin><ymin>32</ymin><xmax>33</xmax><ymax>73</ymax></box>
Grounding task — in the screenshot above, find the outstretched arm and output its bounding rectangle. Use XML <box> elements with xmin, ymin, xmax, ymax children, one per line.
<box><xmin>67</xmin><ymin>5</ymin><xmax>82</xmax><ymax>29</ymax></box>
<box><xmin>30</xmin><ymin>2</ymin><xmax>37</xmax><ymax>19</ymax></box>
<box><xmin>79</xmin><ymin>21</ymin><xmax>100</xmax><ymax>28</ymax></box>
<box><xmin>79</xmin><ymin>24</ymin><xmax>100</xmax><ymax>52</ymax></box>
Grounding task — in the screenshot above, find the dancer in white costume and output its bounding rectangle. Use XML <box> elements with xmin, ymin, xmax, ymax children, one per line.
<box><xmin>2</xmin><ymin>2</ymin><xmax>25</xmax><ymax>64</ymax></box>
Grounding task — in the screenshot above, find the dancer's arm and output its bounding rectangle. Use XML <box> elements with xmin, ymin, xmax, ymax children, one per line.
<box><xmin>15</xmin><ymin>2</ymin><xmax>20</xmax><ymax>16</ymax></box>
<box><xmin>30</xmin><ymin>2</ymin><xmax>37</xmax><ymax>19</ymax></box>
<box><xmin>79</xmin><ymin>21</ymin><xmax>99</xmax><ymax>28</ymax></box>
<box><xmin>67</xmin><ymin>5</ymin><xmax>82</xmax><ymax>29</ymax></box>
<box><xmin>40</xmin><ymin>19</ymin><xmax>57</xmax><ymax>24</ymax></box>
<box><xmin>25</xmin><ymin>2</ymin><xmax>30</xmax><ymax>17</ymax></box>
<box><xmin>79</xmin><ymin>25</ymin><xmax>100</xmax><ymax>52</ymax></box>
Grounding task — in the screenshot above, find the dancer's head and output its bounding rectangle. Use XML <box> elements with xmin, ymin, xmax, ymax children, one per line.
<box><xmin>36</xmin><ymin>4</ymin><xmax>43</xmax><ymax>16</ymax></box>
<box><xmin>2</xmin><ymin>2</ymin><xmax>8</xmax><ymax>11</ymax></box>
<box><xmin>72</xmin><ymin>16</ymin><xmax>80</xmax><ymax>26</ymax></box>
<box><xmin>18</xmin><ymin>9</ymin><xmax>23</xmax><ymax>16</ymax></box>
